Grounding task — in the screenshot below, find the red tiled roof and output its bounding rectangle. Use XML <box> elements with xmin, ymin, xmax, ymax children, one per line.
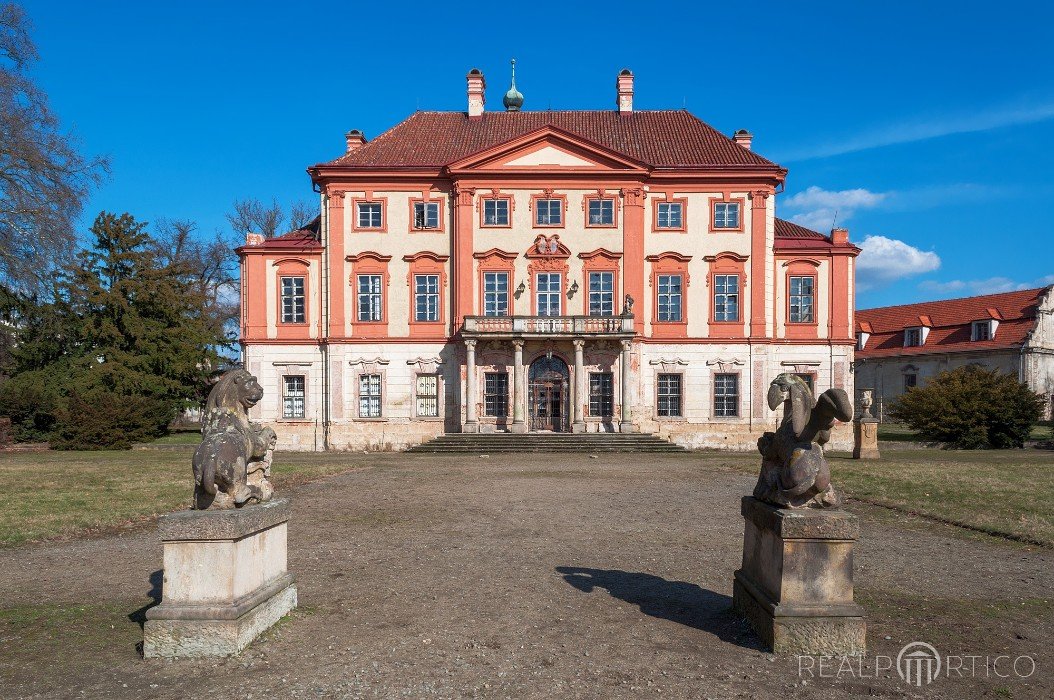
<box><xmin>774</xmin><ymin>218</ymin><xmax>828</xmax><ymax>240</ymax></box>
<box><xmin>241</xmin><ymin>217</ymin><xmax>322</xmax><ymax>252</ymax></box>
<box><xmin>856</xmin><ymin>287</ymin><xmax>1050</xmax><ymax>358</ymax></box>
<box><xmin>318</xmin><ymin>111</ymin><xmax>781</xmax><ymax>170</ymax></box>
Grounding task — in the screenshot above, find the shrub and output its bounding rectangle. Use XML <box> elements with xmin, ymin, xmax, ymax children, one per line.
<box><xmin>50</xmin><ymin>385</ymin><xmax>173</xmax><ymax>450</ymax></box>
<box><xmin>0</xmin><ymin>370</ymin><xmax>62</xmax><ymax>442</ymax></box>
<box><xmin>889</xmin><ymin>365</ymin><xmax>1043</xmax><ymax>449</ymax></box>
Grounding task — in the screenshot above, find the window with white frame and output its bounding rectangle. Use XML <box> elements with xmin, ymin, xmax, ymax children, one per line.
<box><xmin>536</xmin><ymin>273</ymin><xmax>561</xmax><ymax>316</ymax></box>
<box><xmin>713</xmin><ymin>201</ymin><xmax>741</xmax><ymax>229</ymax></box>
<box><xmin>483</xmin><ymin>272</ymin><xmax>509</xmax><ymax>316</ymax></box>
<box><xmin>282</xmin><ymin>375</ymin><xmax>305</xmax><ymax>419</ymax></box>
<box><xmin>856</xmin><ymin>332</ymin><xmax>869</xmax><ymax>350</ymax></box>
<box><xmin>413</xmin><ymin>201</ymin><xmax>439</xmax><ymax>229</ymax></box>
<box><xmin>357</xmin><ymin>201</ymin><xmax>382</xmax><ymax>229</ymax></box>
<box><xmin>657</xmin><ymin>373</ymin><xmax>683</xmax><ymax>417</ymax></box>
<box><xmin>972</xmin><ymin>320</ymin><xmax>992</xmax><ymax>341</ymax></box>
<box><xmin>415</xmin><ymin>374</ymin><xmax>439</xmax><ymax>417</ymax></box>
<box><xmin>357</xmin><ymin>274</ymin><xmax>383</xmax><ymax>321</ymax></box>
<box><xmin>588</xmin><ymin>198</ymin><xmax>614</xmax><ymax>226</ymax></box>
<box><xmin>713</xmin><ymin>274</ymin><xmax>739</xmax><ymax>322</ymax></box>
<box><xmin>535</xmin><ymin>198</ymin><xmax>562</xmax><ymax>226</ymax></box>
<box><xmin>484</xmin><ymin>372</ymin><xmax>508</xmax><ymax>417</ymax></box>
<box><xmin>483</xmin><ymin>198</ymin><xmax>509</xmax><ymax>226</ymax></box>
<box><xmin>588</xmin><ymin>271</ymin><xmax>614</xmax><ymax>316</ymax></box>
<box><xmin>359</xmin><ymin>373</ymin><xmax>382</xmax><ymax>417</ymax></box>
<box><xmin>414</xmin><ymin>274</ymin><xmax>439</xmax><ymax>322</ymax></box>
<box><xmin>714</xmin><ymin>373</ymin><xmax>739</xmax><ymax>417</ymax></box>
<box><xmin>904</xmin><ymin>327</ymin><xmax>924</xmax><ymax>347</ymax></box>
<box><xmin>656</xmin><ymin>201</ymin><xmax>683</xmax><ymax>229</ymax></box>
<box><xmin>657</xmin><ymin>274</ymin><xmax>683</xmax><ymax>322</ymax></box>
<box><xmin>789</xmin><ymin>276</ymin><xmax>814</xmax><ymax>323</ymax></box>
<box><xmin>280</xmin><ymin>276</ymin><xmax>305</xmax><ymax>324</ymax></box>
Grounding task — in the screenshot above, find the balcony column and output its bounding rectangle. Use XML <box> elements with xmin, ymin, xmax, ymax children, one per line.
<box><xmin>572</xmin><ymin>339</ymin><xmax>586</xmax><ymax>433</ymax></box>
<box><xmin>619</xmin><ymin>339</ymin><xmax>638</xmax><ymax>433</ymax></box>
<box><xmin>463</xmin><ymin>339</ymin><xmax>479</xmax><ymax>433</ymax></box>
<box><xmin>511</xmin><ymin>340</ymin><xmax>527</xmax><ymax>433</ymax></box>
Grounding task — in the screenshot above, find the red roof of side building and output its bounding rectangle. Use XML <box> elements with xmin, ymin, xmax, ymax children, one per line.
<box><xmin>238</xmin><ymin>217</ymin><xmax>322</xmax><ymax>252</ymax></box>
<box><xmin>773</xmin><ymin>218</ymin><xmax>859</xmax><ymax>252</ymax></box>
<box><xmin>318</xmin><ymin>111</ymin><xmax>781</xmax><ymax>170</ymax></box>
<box><xmin>855</xmin><ymin>287</ymin><xmax>1050</xmax><ymax>359</ymax></box>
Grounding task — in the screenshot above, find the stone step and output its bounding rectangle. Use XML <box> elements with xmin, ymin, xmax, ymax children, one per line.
<box><xmin>407</xmin><ymin>432</ymin><xmax>687</xmax><ymax>454</ymax></box>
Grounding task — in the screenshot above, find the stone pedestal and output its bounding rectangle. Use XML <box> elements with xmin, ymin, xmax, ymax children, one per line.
<box><xmin>853</xmin><ymin>418</ymin><xmax>880</xmax><ymax>459</ymax></box>
<box><xmin>733</xmin><ymin>497</ymin><xmax>865</xmax><ymax>655</ymax></box>
<box><xmin>144</xmin><ymin>499</ymin><xmax>297</xmax><ymax>658</ymax></box>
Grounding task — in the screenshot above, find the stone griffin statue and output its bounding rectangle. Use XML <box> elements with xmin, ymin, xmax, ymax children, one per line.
<box><xmin>192</xmin><ymin>368</ymin><xmax>277</xmax><ymax>510</ymax></box>
<box><xmin>754</xmin><ymin>374</ymin><xmax>853</xmax><ymax>508</ymax></box>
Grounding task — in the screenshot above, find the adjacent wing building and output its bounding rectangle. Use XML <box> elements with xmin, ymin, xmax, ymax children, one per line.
<box><xmin>238</xmin><ymin>67</ymin><xmax>860</xmax><ymax>451</ymax></box>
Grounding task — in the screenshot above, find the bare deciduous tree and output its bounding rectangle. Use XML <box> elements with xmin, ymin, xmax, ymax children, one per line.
<box><xmin>226</xmin><ymin>197</ymin><xmax>316</xmax><ymax>239</ymax></box>
<box><xmin>0</xmin><ymin>4</ymin><xmax>108</xmax><ymax>294</ymax></box>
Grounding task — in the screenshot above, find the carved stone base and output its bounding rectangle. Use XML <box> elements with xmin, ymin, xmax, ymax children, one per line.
<box><xmin>510</xmin><ymin>422</ymin><xmax>527</xmax><ymax>434</ymax></box>
<box><xmin>143</xmin><ymin>499</ymin><xmax>297</xmax><ymax>658</ymax></box>
<box><xmin>572</xmin><ymin>421</ymin><xmax>586</xmax><ymax>433</ymax></box>
<box><xmin>732</xmin><ymin>497</ymin><xmax>866</xmax><ymax>655</ymax></box>
<box><xmin>853</xmin><ymin>418</ymin><xmax>880</xmax><ymax>459</ymax></box>
<box><xmin>618</xmin><ymin>421</ymin><xmax>639</xmax><ymax>433</ymax></box>
<box><xmin>462</xmin><ymin>421</ymin><xmax>480</xmax><ymax>434</ymax></box>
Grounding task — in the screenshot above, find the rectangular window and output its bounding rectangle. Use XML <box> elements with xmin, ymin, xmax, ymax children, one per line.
<box><xmin>483</xmin><ymin>198</ymin><xmax>510</xmax><ymax>226</ymax></box>
<box><xmin>657</xmin><ymin>373</ymin><xmax>682</xmax><ymax>417</ymax></box>
<box><xmin>536</xmin><ymin>273</ymin><xmax>562</xmax><ymax>316</ymax></box>
<box><xmin>657</xmin><ymin>274</ymin><xmax>683</xmax><ymax>322</ymax></box>
<box><xmin>656</xmin><ymin>202</ymin><xmax>683</xmax><ymax>229</ymax></box>
<box><xmin>713</xmin><ymin>202</ymin><xmax>741</xmax><ymax>229</ymax></box>
<box><xmin>412</xmin><ymin>201</ymin><xmax>439</xmax><ymax>230</ymax></box>
<box><xmin>484</xmin><ymin>372</ymin><xmax>509</xmax><ymax>417</ymax></box>
<box><xmin>589</xmin><ymin>372</ymin><xmax>614</xmax><ymax>417</ymax></box>
<box><xmin>414</xmin><ymin>274</ymin><xmax>439</xmax><ymax>322</ymax></box>
<box><xmin>587</xmin><ymin>198</ymin><xmax>614</xmax><ymax>226</ymax></box>
<box><xmin>713</xmin><ymin>274</ymin><xmax>739</xmax><ymax>322</ymax></box>
<box><xmin>357</xmin><ymin>274</ymin><xmax>383</xmax><ymax>322</ymax></box>
<box><xmin>904</xmin><ymin>373</ymin><xmax>918</xmax><ymax>390</ymax></box>
<box><xmin>483</xmin><ymin>272</ymin><xmax>509</xmax><ymax>316</ymax></box>
<box><xmin>280</xmin><ymin>276</ymin><xmax>305</xmax><ymax>324</ymax></box>
<box><xmin>714</xmin><ymin>373</ymin><xmax>739</xmax><ymax>417</ymax></box>
<box><xmin>789</xmin><ymin>276</ymin><xmax>814</xmax><ymax>323</ymax></box>
<box><xmin>282</xmin><ymin>375</ymin><xmax>305</xmax><ymax>419</ymax></box>
<box><xmin>535</xmin><ymin>198</ymin><xmax>562</xmax><ymax>226</ymax></box>
<box><xmin>588</xmin><ymin>271</ymin><xmax>614</xmax><ymax>316</ymax></box>
<box><xmin>905</xmin><ymin>328</ymin><xmax>923</xmax><ymax>347</ymax></box>
<box><xmin>415</xmin><ymin>374</ymin><xmax>439</xmax><ymax>417</ymax></box>
<box><xmin>357</xmin><ymin>202</ymin><xmax>382</xmax><ymax>229</ymax></box>
<box><xmin>972</xmin><ymin>321</ymin><xmax>991</xmax><ymax>341</ymax></box>
<box><xmin>358</xmin><ymin>373</ymin><xmax>381</xmax><ymax>418</ymax></box>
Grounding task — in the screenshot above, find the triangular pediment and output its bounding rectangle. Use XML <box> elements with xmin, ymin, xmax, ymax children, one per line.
<box><xmin>446</xmin><ymin>126</ymin><xmax>650</xmax><ymax>174</ymax></box>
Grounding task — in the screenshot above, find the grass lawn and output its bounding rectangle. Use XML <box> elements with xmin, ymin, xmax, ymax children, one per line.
<box><xmin>143</xmin><ymin>431</ymin><xmax>201</xmax><ymax>445</ymax></box>
<box><xmin>826</xmin><ymin>449</ymin><xmax>1054</xmax><ymax>547</ymax></box>
<box><xmin>0</xmin><ymin>450</ymin><xmax>359</xmax><ymax>547</ymax></box>
<box><xmin>878</xmin><ymin>421</ymin><xmax>1053</xmax><ymax>442</ymax></box>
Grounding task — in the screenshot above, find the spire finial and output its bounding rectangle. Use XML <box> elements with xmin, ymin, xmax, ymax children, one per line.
<box><xmin>503</xmin><ymin>58</ymin><xmax>524</xmax><ymax>112</ymax></box>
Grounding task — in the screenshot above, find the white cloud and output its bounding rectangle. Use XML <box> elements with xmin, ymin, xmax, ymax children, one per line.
<box><xmin>778</xmin><ymin>100</ymin><xmax>1054</xmax><ymax>161</ymax></box>
<box><xmin>855</xmin><ymin>235</ymin><xmax>941</xmax><ymax>291</ymax></box>
<box><xmin>781</xmin><ymin>186</ymin><xmax>888</xmax><ymax>232</ymax></box>
<box><xmin>919</xmin><ymin>276</ymin><xmax>1053</xmax><ymax>298</ymax></box>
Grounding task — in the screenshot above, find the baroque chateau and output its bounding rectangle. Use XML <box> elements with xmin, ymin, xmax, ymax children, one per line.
<box><xmin>238</xmin><ymin>66</ymin><xmax>860</xmax><ymax>451</ymax></box>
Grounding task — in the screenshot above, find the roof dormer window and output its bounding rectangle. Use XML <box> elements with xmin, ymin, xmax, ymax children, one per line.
<box><xmin>972</xmin><ymin>319</ymin><xmax>997</xmax><ymax>341</ymax></box>
<box><xmin>856</xmin><ymin>331</ymin><xmax>869</xmax><ymax>350</ymax></box>
<box><xmin>904</xmin><ymin>326</ymin><xmax>927</xmax><ymax>347</ymax></box>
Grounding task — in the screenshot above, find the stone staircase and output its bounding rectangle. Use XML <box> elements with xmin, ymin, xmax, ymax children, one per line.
<box><xmin>407</xmin><ymin>432</ymin><xmax>687</xmax><ymax>454</ymax></box>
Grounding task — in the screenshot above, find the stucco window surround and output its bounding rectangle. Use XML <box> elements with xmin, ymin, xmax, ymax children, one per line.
<box><xmin>273</xmin><ymin>361</ymin><xmax>313</xmax><ymax>422</ymax></box>
<box><xmin>412</xmin><ymin>373</ymin><xmax>443</xmax><ymax>421</ymax></box>
<box><xmin>530</xmin><ymin>191</ymin><xmax>568</xmax><ymax>228</ymax></box>
<box><xmin>408</xmin><ymin>195</ymin><xmax>446</xmax><ymax>233</ymax></box>
<box><xmin>347</xmin><ymin>252</ymin><xmax>391</xmax><ymax>338</ymax></box>
<box><xmin>709</xmin><ymin>196</ymin><xmax>746</xmax><ymax>233</ymax></box>
<box><xmin>474</xmin><ymin>248</ymin><xmax>517</xmax><ymax>317</ymax></box>
<box><xmin>647</xmin><ymin>252</ymin><xmax>691</xmax><ymax>339</ymax></box>
<box><xmin>274</xmin><ymin>258</ymin><xmax>311</xmax><ymax>333</ymax></box>
<box><xmin>583</xmin><ymin>191</ymin><xmax>619</xmax><ymax>228</ymax></box>
<box><xmin>525</xmin><ymin>235</ymin><xmax>571</xmax><ymax>316</ymax></box>
<box><xmin>783</xmin><ymin>259</ymin><xmax>820</xmax><ymax>340</ymax></box>
<box><xmin>654</xmin><ymin>371</ymin><xmax>686</xmax><ymax>420</ymax></box>
<box><xmin>351</xmin><ymin>197</ymin><xmax>389</xmax><ymax>233</ymax></box>
<box><xmin>479</xmin><ymin>191</ymin><xmax>514</xmax><ymax>228</ymax></box>
<box><xmin>705</xmin><ymin>252</ymin><xmax>748</xmax><ymax>338</ymax></box>
<box><xmin>579</xmin><ymin>248</ymin><xmax>622</xmax><ymax>317</ymax></box>
<box><xmin>404</xmin><ymin>252</ymin><xmax>449</xmax><ymax>338</ymax></box>
<box><xmin>349</xmin><ymin>358</ymin><xmax>390</xmax><ymax>421</ymax></box>
<box><xmin>712</xmin><ymin>371</ymin><xmax>742</xmax><ymax>418</ymax></box>
<box><xmin>651</xmin><ymin>195</ymin><xmax>687</xmax><ymax>233</ymax></box>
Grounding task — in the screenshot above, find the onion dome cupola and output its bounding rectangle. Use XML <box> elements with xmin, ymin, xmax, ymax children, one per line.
<box><xmin>503</xmin><ymin>59</ymin><xmax>524</xmax><ymax>112</ymax></box>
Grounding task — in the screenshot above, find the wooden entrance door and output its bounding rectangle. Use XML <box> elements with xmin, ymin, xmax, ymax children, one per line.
<box><xmin>528</xmin><ymin>355</ymin><xmax>569</xmax><ymax>432</ymax></box>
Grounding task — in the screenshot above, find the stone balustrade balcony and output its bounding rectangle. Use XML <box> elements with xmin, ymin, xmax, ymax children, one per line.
<box><xmin>462</xmin><ymin>314</ymin><xmax>634</xmax><ymax>339</ymax></box>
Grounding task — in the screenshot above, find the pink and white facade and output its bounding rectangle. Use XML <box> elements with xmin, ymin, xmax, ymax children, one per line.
<box><xmin>237</xmin><ymin>68</ymin><xmax>859</xmax><ymax>451</ymax></box>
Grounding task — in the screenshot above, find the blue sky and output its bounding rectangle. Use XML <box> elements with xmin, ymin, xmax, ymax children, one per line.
<box><xmin>22</xmin><ymin>0</ymin><xmax>1054</xmax><ymax>308</ymax></box>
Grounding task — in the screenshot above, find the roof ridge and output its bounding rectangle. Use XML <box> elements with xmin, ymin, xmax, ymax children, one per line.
<box><xmin>858</xmin><ymin>286</ymin><xmax>1049</xmax><ymax>314</ymax></box>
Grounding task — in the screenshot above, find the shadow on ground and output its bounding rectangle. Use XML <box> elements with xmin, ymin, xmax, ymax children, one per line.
<box><xmin>127</xmin><ymin>569</ymin><xmax>163</xmax><ymax>630</ymax></box>
<box><xmin>556</xmin><ymin>566</ymin><xmax>762</xmax><ymax>650</ymax></box>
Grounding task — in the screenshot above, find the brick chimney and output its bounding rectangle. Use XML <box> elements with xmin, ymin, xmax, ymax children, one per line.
<box><xmin>467</xmin><ymin>68</ymin><xmax>486</xmax><ymax>120</ymax></box>
<box><xmin>831</xmin><ymin>228</ymin><xmax>849</xmax><ymax>245</ymax></box>
<box><xmin>616</xmin><ymin>69</ymin><xmax>634</xmax><ymax>115</ymax></box>
<box><xmin>344</xmin><ymin>129</ymin><xmax>366</xmax><ymax>153</ymax></box>
<box><xmin>733</xmin><ymin>129</ymin><xmax>753</xmax><ymax>150</ymax></box>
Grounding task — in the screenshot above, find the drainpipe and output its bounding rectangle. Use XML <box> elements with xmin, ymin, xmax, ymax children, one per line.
<box><xmin>320</xmin><ymin>191</ymin><xmax>331</xmax><ymax>451</ymax></box>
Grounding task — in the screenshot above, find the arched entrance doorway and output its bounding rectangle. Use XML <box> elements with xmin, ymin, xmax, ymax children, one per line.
<box><xmin>528</xmin><ymin>355</ymin><xmax>570</xmax><ymax>432</ymax></box>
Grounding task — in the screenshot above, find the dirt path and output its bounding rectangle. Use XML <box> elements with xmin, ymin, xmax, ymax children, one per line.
<box><xmin>1</xmin><ymin>453</ymin><xmax>1051</xmax><ymax>699</ymax></box>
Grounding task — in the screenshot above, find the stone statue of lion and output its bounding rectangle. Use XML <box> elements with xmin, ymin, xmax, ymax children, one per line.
<box><xmin>192</xmin><ymin>368</ymin><xmax>277</xmax><ymax>510</ymax></box>
<box><xmin>754</xmin><ymin>373</ymin><xmax>853</xmax><ymax>508</ymax></box>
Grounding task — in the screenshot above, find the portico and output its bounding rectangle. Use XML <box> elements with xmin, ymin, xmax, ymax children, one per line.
<box><xmin>461</xmin><ymin>314</ymin><xmax>636</xmax><ymax>434</ymax></box>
